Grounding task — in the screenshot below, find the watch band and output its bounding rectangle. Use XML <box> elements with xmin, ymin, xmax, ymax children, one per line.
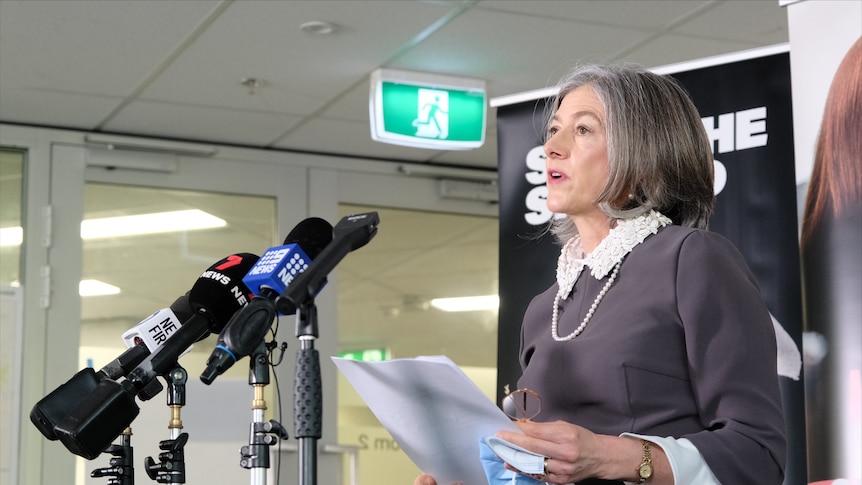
<box><xmin>635</xmin><ymin>439</ymin><xmax>653</xmax><ymax>484</ymax></box>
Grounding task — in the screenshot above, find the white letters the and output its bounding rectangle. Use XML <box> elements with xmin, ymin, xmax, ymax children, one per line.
<box><xmin>702</xmin><ymin>113</ymin><xmax>735</xmax><ymax>154</ymax></box>
<box><xmin>701</xmin><ymin>107</ymin><xmax>768</xmax><ymax>154</ymax></box>
<box><xmin>735</xmin><ymin>106</ymin><xmax>768</xmax><ymax>150</ymax></box>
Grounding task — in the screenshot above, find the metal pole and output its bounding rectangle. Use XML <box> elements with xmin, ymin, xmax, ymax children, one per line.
<box><xmin>295</xmin><ymin>304</ymin><xmax>321</xmax><ymax>485</ymax></box>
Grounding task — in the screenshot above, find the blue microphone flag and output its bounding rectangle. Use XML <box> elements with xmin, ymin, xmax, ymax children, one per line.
<box><xmin>242</xmin><ymin>243</ymin><xmax>311</xmax><ymax>295</ymax></box>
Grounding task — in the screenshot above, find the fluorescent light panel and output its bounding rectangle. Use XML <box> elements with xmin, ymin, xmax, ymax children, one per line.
<box><xmin>79</xmin><ymin>279</ymin><xmax>121</xmax><ymax>297</ymax></box>
<box><xmin>431</xmin><ymin>295</ymin><xmax>499</xmax><ymax>312</ymax></box>
<box><xmin>0</xmin><ymin>226</ymin><xmax>23</xmax><ymax>246</ymax></box>
<box><xmin>7</xmin><ymin>278</ymin><xmax>121</xmax><ymax>297</ymax></box>
<box><xmin>2</xmin><ymin>209</ymin><xmax>225</xmax><ymax>246</ymax></box>
<box><xmin>82</xmin><ymin>209</ymin><xmax>226</xmax><ymax>239</ymax></box>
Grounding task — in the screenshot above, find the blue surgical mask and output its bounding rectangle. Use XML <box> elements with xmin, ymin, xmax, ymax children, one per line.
<box><xmin>479</xmin><ymin>436</ymin><xmax>546</xmax><ymax>485</ymax></box>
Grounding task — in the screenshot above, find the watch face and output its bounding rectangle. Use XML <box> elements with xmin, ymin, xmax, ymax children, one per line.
<box><xmin>639</xmin><ymin>463</ymin><xmax>653</xmax><ymax>478</ymax></box>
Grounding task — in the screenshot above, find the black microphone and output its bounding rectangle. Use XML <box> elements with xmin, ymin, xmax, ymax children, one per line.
<box><xmin>277</xmin><ymin>212</ymin><xmax>379</xmax><ymax>314</ymax></box>
<box><xmin>125</xmin><ymin>252</ymin><xmax>259</xmax><ymax>395</ymax></box>
<box><xmin>51</xmin><ymin>253</ymin><xmax>258</xmax><ymax>460</ymax></box>
<box><xmin>200</xmin><ymin>217</ymin><xmax>333</xmax><ymax>385</ymax></box>
<box><xmin>29</xmin><ymin>294</ymin><xmax>193</xmax><ymax>441</ymax></box>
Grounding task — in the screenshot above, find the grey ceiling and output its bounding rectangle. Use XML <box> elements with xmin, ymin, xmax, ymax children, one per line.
<box><xmin>0</xmin><ymin>0</ymin><xmax>789</xmax><ymax>171</ymax></box>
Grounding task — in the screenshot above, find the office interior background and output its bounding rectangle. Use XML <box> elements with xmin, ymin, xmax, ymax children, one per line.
<box><xmin>1</xmin><ymin>1</ymin><xmax>859</xmax><ymax>484</ymax></box>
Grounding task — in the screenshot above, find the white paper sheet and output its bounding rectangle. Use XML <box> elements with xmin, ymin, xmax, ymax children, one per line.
<box><xmin>332</xmin><ymin>355</ymin><xmax>520</xmax><ymax>485</ymax></box>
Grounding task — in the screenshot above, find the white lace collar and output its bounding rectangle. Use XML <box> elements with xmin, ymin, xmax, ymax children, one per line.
<box><xmin>555</xmin><ymin>210</ymin><xmax>672</xmax><ymax>297</ymax></box>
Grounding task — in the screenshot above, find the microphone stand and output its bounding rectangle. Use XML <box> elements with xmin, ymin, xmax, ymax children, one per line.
<box><xmin>275</xmin><ymin>211</ymin><xmax>379</xmax><ymax>485</ymax></box>
<box><xmin>90</xmin><ymin>427</ymin><xmax>135</xmax><ymax>485</ymax></box>
<box><xmin>144</xmin><ymin>366</ymin><xmax>189</xmax><ymax>484</ymax></box>
<box><xmin>294</xmin><ymin>301</ymin><xmax>321</xmax><ymax>485</ymax></box>
<box><xmin>242</xmin><ymin>341</ymin><xmax>289</xmax><ymax>485</ymax></box>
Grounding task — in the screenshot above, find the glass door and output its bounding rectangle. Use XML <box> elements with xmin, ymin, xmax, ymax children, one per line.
<box><xmin>1</xmin><ymin>148</ymin><xmax>25</xmax><ymax>485</ymax></box>
<box><xmin>77</xmin><ymin>182</ymin><xmax>277</xmax><ymax>485</ymax></box>
<box><xmin>335</xmin><ymin>203</ymin><xmax>500</xmax><ymax>485</ymax></box>
<box><xmin>44</xmin><ymin>142</ymin><xmax>317</xmax><ymax>485</ymax></box>
<box><xmin>27</xmin><ymin>131</ymin><xmax>501</xmax><ymax>485</ymax></box>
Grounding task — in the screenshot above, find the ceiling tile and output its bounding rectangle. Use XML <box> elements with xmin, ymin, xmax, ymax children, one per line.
<box><xmin>0</xmin><ymin>0</ymin><xmax>221</xmax><ymax>98</ymax></box>
<box><xmin>673</xmin><ymin>0</ymin><xmax>789</xmax><ymax>45</ymax></box>
<box><xmin>476</xmin><ymin>0</ymin><xmax>716</xmax><ymax>30</ymax></box>
<box><xmin>0</xmin><ymin>89</ymin><xmax>121</xmax><ymax>129</ymax></box>
<box><xmin>389</xmin><ymin>6</ymin><xmax>649</xmax><ymax>97</ymax></box>
<box><xmin>272</xmin><ymin>117</ymin><xmax>443</xmax><ymax>162</ymax></box>
<box><xmin>625</xmin><ymin>32</ymin><xmax>756</xmax><ymax>69</ymax></box>
<box><xmin>104</xmin><ymin>100</ymin><xmax>305</xmax><ymax>146</ymax></box>
<box><xmin>137</xmin><ymin>0</ymin><xmax>457</xmax><ymax>114</ymax></box>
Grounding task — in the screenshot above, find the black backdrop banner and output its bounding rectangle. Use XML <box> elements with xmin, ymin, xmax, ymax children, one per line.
<box><xmin>495</xmin><ymin>51</ymin><xmax>806</xmax><ymax>484</ymax></box>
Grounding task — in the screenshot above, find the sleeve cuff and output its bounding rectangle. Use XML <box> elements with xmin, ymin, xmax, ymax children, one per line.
<box><xmin>619</xmin><ymin>433</ymin><xmax>722</xmax><ymax>485</ymax></box>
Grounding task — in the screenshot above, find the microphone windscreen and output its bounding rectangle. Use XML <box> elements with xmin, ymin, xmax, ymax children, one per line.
<box><xmin>283</xmin><ymin>217</ymin><xmax>333</xmax><ymax>259</ymax></box>
<box><xmin>170</xmin><ymin>292</ymin><xmax>209</xmax><ymax>342</ymax></box>
<box><xmin>188</xmin><ymin>253</ymin><xmax>258</xmax><ymax>332</ymax></box>
<box><xmin>169</xmin><ymin>292</ymin><xmax>194</xmax><ymax>321</ymax></box>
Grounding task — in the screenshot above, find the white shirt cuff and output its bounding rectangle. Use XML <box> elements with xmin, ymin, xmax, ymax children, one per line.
<box><xmin>619</xmin><ymin>433</ymin><xmax>721</xmax><ymax>485</ymax></box>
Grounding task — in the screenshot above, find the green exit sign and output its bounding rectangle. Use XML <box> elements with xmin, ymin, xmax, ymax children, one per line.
<box><xmin>338</xmin><ymin>348</ymin><xmax>389</xmax><ymax>362</ymax></box>
<box><xmin>370</xmin><ymin>69</ymin><xmax>486</xmax><ymax>150</ymax></box>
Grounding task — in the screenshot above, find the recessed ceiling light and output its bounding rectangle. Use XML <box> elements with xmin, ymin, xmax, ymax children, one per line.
<box><xmin>300</xmin><ymin>20</ymin><xmax>337</xmax><ymax>35</ymax></box>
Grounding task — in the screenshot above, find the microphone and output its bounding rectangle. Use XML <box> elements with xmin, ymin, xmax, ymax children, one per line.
<box><xmin>200</xmin><ymin>217</ymin><xmax>333</xmax><ymax>385</ymax></box>
<box><xmin>51</xmin><ymin>253</ymin><xmax>258</xmax><ymax>460</ymax></box>
<box><xmin>125</xmin><ymin>252</ymin><xmax>259</xmax><ymax>394</ymax></box>
<box><xmin>120</xmin><ymin>296</ymin><xmax>195</xmax><ymax>355</ymax></box>
<box><xmin>244</xmin><ymin>217</ymin><xmax>334</xmax><ymax>303</ymax></box>
<box><xmin>277</xmin><ymin>212</ymin><xmax>379</xmax><ymax>314</ymax></box>
<box><xmin>29</xmin><ymin>294</ymin><xmax>193</xmax><ymax>441</ymax></box>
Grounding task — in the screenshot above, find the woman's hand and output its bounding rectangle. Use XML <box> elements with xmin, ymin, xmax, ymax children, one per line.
<box><xmin>413</xmin><ymin>475</ymin><xmax>461</xmax><ymax>485</ymax></box>
<box><xmin>415</xmin><ymin>422</ymin><xmax>666</xmax><ymax>484</ymax></box>
<box><xmin>413</xmin><ymin>475</ymin><xmax>436</xmax><ymax>485</ymax></box>
<box><xmin>495</xmin><ymin>420</ymin><xmax>610</xmax><ymax>484</ymax></box>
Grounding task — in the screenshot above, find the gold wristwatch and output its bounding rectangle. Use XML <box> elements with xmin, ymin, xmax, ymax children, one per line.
<box><xmin>635</xmin><ymin>439</ymin><xmax>653</xmax><ymax>484</ymax></box>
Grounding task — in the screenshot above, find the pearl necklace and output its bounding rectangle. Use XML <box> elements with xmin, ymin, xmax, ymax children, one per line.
<box><xmin>550</xmin><ymin>210</ymin><xmax>672</xmax><ymax>342</ymax></box>
<box><xmin>551</xmin><ymin>261</ymin><xmax>621</xmax><ymax>341</ymax></box>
